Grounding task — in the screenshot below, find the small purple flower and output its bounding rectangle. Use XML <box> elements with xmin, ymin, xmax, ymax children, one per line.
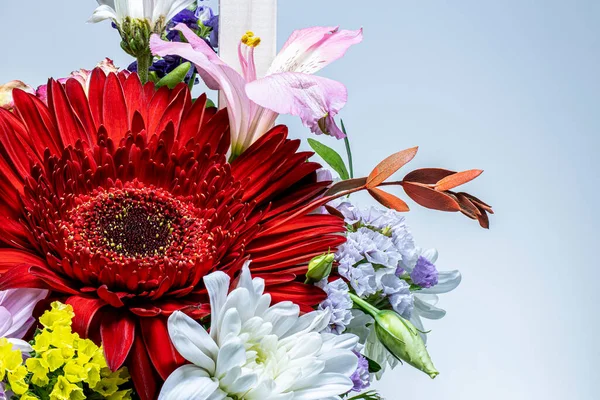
<box><xmin>350</xmin><ymin>351</ymin><xmax>371</xmax><ymax>392</ymax></box>
<box><xmin>411</xmin><ymin>256</ymin><xmax>439</xmax><ymax>288</ymax></box>
<box><xmin>204</xmin><ymin>14</ymin><xmax>219</xmax><ymax>48</ymax></box>
<box><xmin>195</xmin><ymin>5</ymin><xmax>214</xmax><ymax>24</ymax></box>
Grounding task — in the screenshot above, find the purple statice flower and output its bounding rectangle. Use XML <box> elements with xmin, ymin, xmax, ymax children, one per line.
<box><xmin>338</xmin><ymin>227</ymin><xmax>402</xmax><ymax>269</ymax></box>
<box><xmin>195</xmin><ymin>4</ymin><xmax>214</xmax><ymax>24</ymax></box>
<box><xmin>317</xmin><ymin>279</ymin><xmax>353</xmax><ymax>334</ymax></box>
<box><xmin>411</xmin><ymin>256</ymin><xmax>439</xmax><ymax>288</ymax></box>
<box><xmin>335</xmin><ymin>201</ymin><xmax>418</xmax><ymax>271</ymax></box>
<box><xmin>350</xmin><ymin>351</ymin><xmax>371</xmax><ymax>392</ymax></box>
<box><xmin>380</xmin><ymin>273</ymin><xmax>414</xmax><ymax>318</ymax></box>
<box><xmin>128</xmin><ymin>56</ymin><xmax>198</xmax><ymax>84</ymax></box>
<box><xmin>339</xmin><ymin>261</ymin><xmax>377</xmax><ymax>297</ymax></box>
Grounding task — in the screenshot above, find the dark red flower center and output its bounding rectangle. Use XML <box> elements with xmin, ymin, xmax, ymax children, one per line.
<box><xmin>64</xmin><ymin>186</ymin><xmax>210</xmax><ymax>261</ymax></box>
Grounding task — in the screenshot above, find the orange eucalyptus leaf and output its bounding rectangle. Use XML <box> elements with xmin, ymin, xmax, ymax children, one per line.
<box><xmin>404</xmin><ymin>168</ymin><xmax>456</xmax><ymax>185</ymax></box>
<box><xmin>403</xmin><ymin>182</ymin><xmax>461</xmax><ymax>212</ymax></box>
<box><xmin>368</xmin><ymin>188</ymin><xmax>410</xmax><ymax>212</ymax></box>
<box><xmin>455</xmin><ymin>192</ymin><xmax>481</xmax><ymax>219</ymax></box>
<box><xmin>324</xmin><ymin>177</ymin><xmax>367</xmax><ymax>197</ymax></box>
<box><xmin>367</xmin><ymin>147</ymin><xmax>418</xmax><ymax>188</ymax></box>
<box><xmin>435</xmin><ymin>169</ymin><xmax>483</xmax><ymax>191</ymax></box>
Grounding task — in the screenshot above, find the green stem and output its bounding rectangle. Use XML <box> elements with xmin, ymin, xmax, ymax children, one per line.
<box><xmin>136</xmin><ymin>53</ymin><xmax>152</xmax><ymax>84</ymax></box>
<box><xmin>341</xmin><ymin>120</ymin><xmax>354</xmax><ymax>179</ymax></box>
<box><xmin>349</xmin><ymin>293</ymin><xmax>380</xmax><ymax>318</ymax></box>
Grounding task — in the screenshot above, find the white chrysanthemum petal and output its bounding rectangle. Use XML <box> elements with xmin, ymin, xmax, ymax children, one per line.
<box><xmin>421</xmin><ymin>247</ymin><xmax>439</xmax><ymax>263</ymax></box>
<box><xmin>215</xmin><ymin>339</ymin><xmax>246</xmax><ymax>378</ymax></box>
<box><xmin>161</xmin><ymin>265</ymin><xmax>359</xmax><ymax>400</ymax></box>
<box><xmin>168</xmin><ymin>312</ymin><xmax>217</xmax><ymax>373</ymax></box>
<box><xmin>321</xmin><ymin>349</ymin><xmax>359</xmax><ymax>376</ymax></box>
<box><xmin>290</xmin><ymin>373</ymin><xmax>354</xmax><ymax>399</ymax></box>
<box><xmin>88</xmin><ymin>4</ymin><xmax>118</xmax><ymax>22</ymax></box>
<box><xmin>204</xmin><ymin>271</ymin><xmax>230</xmax><ymax>340</ymax></box>
<box><xmin>158</xmin><ymin>365</ymin><xmax>218</xmax><ymax>400</ymax></box>
<box><xmin>262</xmin><ymin>301</ymin><xmax>300</xmax><ymax>337</ymax></box>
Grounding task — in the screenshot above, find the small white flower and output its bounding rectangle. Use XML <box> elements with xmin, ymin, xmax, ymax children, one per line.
<box><xmin>159</xmin><ymin>262</ymin><xmax>359</xmax><ymax>400</ymax></box>
<box><xmin>89</xmin><ymin>0</ymin><xmax>195</xmax><ymax>30</ymax></box>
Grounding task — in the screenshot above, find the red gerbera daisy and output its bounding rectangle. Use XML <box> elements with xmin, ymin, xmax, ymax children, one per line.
<box><xmin>0</xmin><ymin>70</ymin><xmax>345</xmax><ymax>399</ymax></box>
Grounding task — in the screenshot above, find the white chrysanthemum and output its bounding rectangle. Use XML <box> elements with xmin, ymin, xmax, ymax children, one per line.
<box><xmin>89</xmin><ymin>0</ymin><xmax>195</xmax><ymax>30</ymax></box>
<box><xmin>159</xmin><ymin>262</ymin><xmax>359</xmax><ymax>400</ymax></box>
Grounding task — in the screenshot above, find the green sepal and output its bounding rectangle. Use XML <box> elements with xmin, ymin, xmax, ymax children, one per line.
<box><xmin>156</xmin><ymin>62</ymin><xmax>192</xmax><ymax>89</ymax></box>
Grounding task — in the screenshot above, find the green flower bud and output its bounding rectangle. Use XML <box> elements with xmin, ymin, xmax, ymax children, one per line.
<box><xmin>350</xmin><ymin>293</ymin><xmax>439</xmax><ymax>379</ymax></box>
<box><xmin>305</xmin><ymin>253</ymin><xmax>335</xmax><ymax>283</ymax></box>
<box><xmin>375</xmin><ymin>310</ymin><xmax>438</xmax><ymax>378</ymax></box>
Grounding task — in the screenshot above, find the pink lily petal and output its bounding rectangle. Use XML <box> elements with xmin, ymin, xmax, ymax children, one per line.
<box><xmin>246</xmin><ymin>72</ymin><xmax>347</xmax><ymax>139</ymax></box>
<box><xmin>150</xmin><ymin>28</ymin><xmax>256</xmax><ymax>149</ymax></box>
<box><xmin>268</xmin><ymin>26</ymin><xmax>363</xmax><ymax>75</ymax></box>
<box><xmin>0</xmin><ymin>307</ymin><xmax>13</xmax><ymax>337</ymax></box>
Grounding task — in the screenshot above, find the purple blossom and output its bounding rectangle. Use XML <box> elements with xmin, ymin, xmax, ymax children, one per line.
<box><xmin>350</xmin><ymin>351</ymin><xmax>371</xmax><ymax>392</ymax></box>
<box><xmin>411</xmin><ymin>256</ymin><xmax>439</xmax><ymax>288</ymax></box>
<box><xmin>339</xmin><ymin>262</ymin><xmax>377</xmax><ymax>297</ymax></box>
<box><xmin>317</xmin><ymin>279</ymin><xmax>353</xmax><ymax>334</ymax></box>
<box><xmin>204</xmin><ymin>14</ymin><xmax>219</xmax><ymax>48</ymax></box>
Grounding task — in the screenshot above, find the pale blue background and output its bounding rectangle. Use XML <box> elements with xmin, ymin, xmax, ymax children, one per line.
<box><xmin>1</xmin><ymin>1</ymin><xmax>598</xmax><ymax>399</ymax></box>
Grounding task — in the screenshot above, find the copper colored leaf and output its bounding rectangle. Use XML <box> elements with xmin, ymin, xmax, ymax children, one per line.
<box><xmin>455</xmin><ymin>193</ymin><xmax>480</xmax><ymax>219</ymax></box>
<box><xmin>367</xmin><ymin>147</ymin><xmax>418</xmax><ymax>188</ymax></box>
<box><xmin>324</xmin><ymin>177</ymin><xmax>367</xmax><ymax>197</ymax></box>
<box><xmin>403</xmin><ymin>182</ymin><xmax>461</xmax><ymax>212</ymax></box>
<box><xmin>368</xmin><ymin>188</ymin><xmax>410</xmax><ymax>212</ymax></box>
<box><xmin>458</xmin><ymin>192</ymin><xmax>494</xmax><ymax>213</ymax></box>
<box><xmin>324</xmin><ymin>205</ymin><xmax>345</xmax><ymax>219</ymax></box>
<box><xmin>403</xmin><ymin>168</ymin><xmax>456</xmax><ymax>185</ymax></box>
<box><xmin>477</xmin><ymin>209</ymin><xmax>490</xmax><ymax>229</ymax></box>
<box><xmin>435</xmin><ymin>169</ymin><xmax>483</xmax><ymax>191</ymax></box>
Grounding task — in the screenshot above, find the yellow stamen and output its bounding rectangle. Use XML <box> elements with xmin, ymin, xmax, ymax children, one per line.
<box><xmin>241</xmin><ymin>31</ymin><xmax>261</xmax><ymax>48</ymax></box>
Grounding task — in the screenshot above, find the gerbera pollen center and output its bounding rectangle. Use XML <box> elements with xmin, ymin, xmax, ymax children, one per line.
<box><xmin>101</xmin><ymin>203</ymin><xmax>174</xmax><ymax>257</ymax></box>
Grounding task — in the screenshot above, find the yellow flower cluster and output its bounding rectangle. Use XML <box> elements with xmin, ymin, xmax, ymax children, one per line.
<box><xmin>0</xmin><ymin>301</ymin><xmax>132</xmax><ymax>400</ymax></box>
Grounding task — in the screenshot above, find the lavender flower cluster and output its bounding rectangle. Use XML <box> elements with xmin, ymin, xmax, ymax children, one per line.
<box><xmin>316</xmin><ymin>200</ymin><xmax>462</xmax><ymax>385</ymax></box>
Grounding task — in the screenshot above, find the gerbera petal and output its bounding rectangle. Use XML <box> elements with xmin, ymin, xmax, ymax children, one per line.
<box><xmin>100</xmin><ymin>310</ymin><xmax>136</xmax><ymax>370</ymax></box>
<box><xmin>246</xmin><ymin>72</ymin><xmax>347</xmax><ymax>139</ymax></box>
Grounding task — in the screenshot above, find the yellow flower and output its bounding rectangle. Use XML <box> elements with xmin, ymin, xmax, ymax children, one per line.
<box><xmin>39</xmin><ymin>302</ymin><xmax>75</xmax><ymax>330</ymax></box>
<box><xmin>75</xmin><ymin>338</ymin><xmax>99</xmax><ymax>364</ymax></box>
<box><xmin>92</xmin><ymin>376</ymin><xmax>120</xmax><ymax>396</ymax></box>
<box><xmin>49</xmin><ymin>375</ymin><xmax>85</xmax><ymax>400</ymax></box>
<box><xmin>42</xmin><ymin>348</ymin><xmax>66</xmax><ymax>372</ymax></box>
<box><xmin>84</xmin><ymin>363</ymin><xmax>102</xmax><ymax>388</ymax></box>
<box><xmin>63</xmin><ymin>360</ymin><xmax>87</xmax><ymax>383</ymax></box>
<box><xmin>31</xmin><ymin>330</ymin><xmax>52</xmax><ymax>353</ymax></box>
<box><xmin>107</xmin><ymin>389</ymin><xmax>133</xmax><ymax>400</ymax></box>
<box><xmin>25</xmin><ymin>357</ymin><xmax>50</xmax><ymax>386</ymax></box>
<box><xmin>0</xmin><ymin>338</ymin><xmax>25</xmax><ymax>382</ymax></box>
<box><xmin>8</xmin><ymin>365</ymin><xmax>29</xmax><ymax>395</ymax></box>
<box><xmin>49</xmin><ymin>325</ymin><xmax>77</xmax><ymax>359</ymax></box>
<box><xmin>21</xmin><ymin>394</ymin><xmax>41</xmax><ymax>400</ymax></box>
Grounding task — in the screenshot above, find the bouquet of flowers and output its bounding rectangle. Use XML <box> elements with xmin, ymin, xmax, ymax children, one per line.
<box><xmin>0</xmin><ymin>1</ymin><xmax>493</xmax><ymax>399</ymax></box>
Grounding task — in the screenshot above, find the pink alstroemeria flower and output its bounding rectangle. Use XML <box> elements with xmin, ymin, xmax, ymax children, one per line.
<box><xmin>150</xmin><ymin>24</ymin><xmax>362</xmax><ymax>157</ymax></box>
<box><xmin>36</xmin><ymin>58</ymin><xmax>127</xmax><ymax>103</ymax></box>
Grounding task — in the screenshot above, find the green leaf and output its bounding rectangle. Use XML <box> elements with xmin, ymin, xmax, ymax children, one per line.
<box><xmin>205</xmin><ymin>98</ymin><xmax>216</xmax><ymax>108</ymax></box>
<box><xmin>156</xmin><ymin>62</ymin><xmax>192</xmax><ymax>89</ymax></box>
<box><xmin>365</xmin><ymin>356</ymin><xmax>382</xmax><ymax>373</ymax></box>
<box><xmin>307</xmin><ymin>138</ymin><xmax>350</xmax><ymax>180</ymax></box>
<box><xmin>341</xmin><ymin>119</ymin><xmax>354</xmax><ymax>179</ymax></box>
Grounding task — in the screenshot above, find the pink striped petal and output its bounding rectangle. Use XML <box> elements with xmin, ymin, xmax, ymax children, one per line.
<box><xmin>269</xmin><ymin>27</ymin><xmax>363</xmax><ymax>75</ymax></box>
